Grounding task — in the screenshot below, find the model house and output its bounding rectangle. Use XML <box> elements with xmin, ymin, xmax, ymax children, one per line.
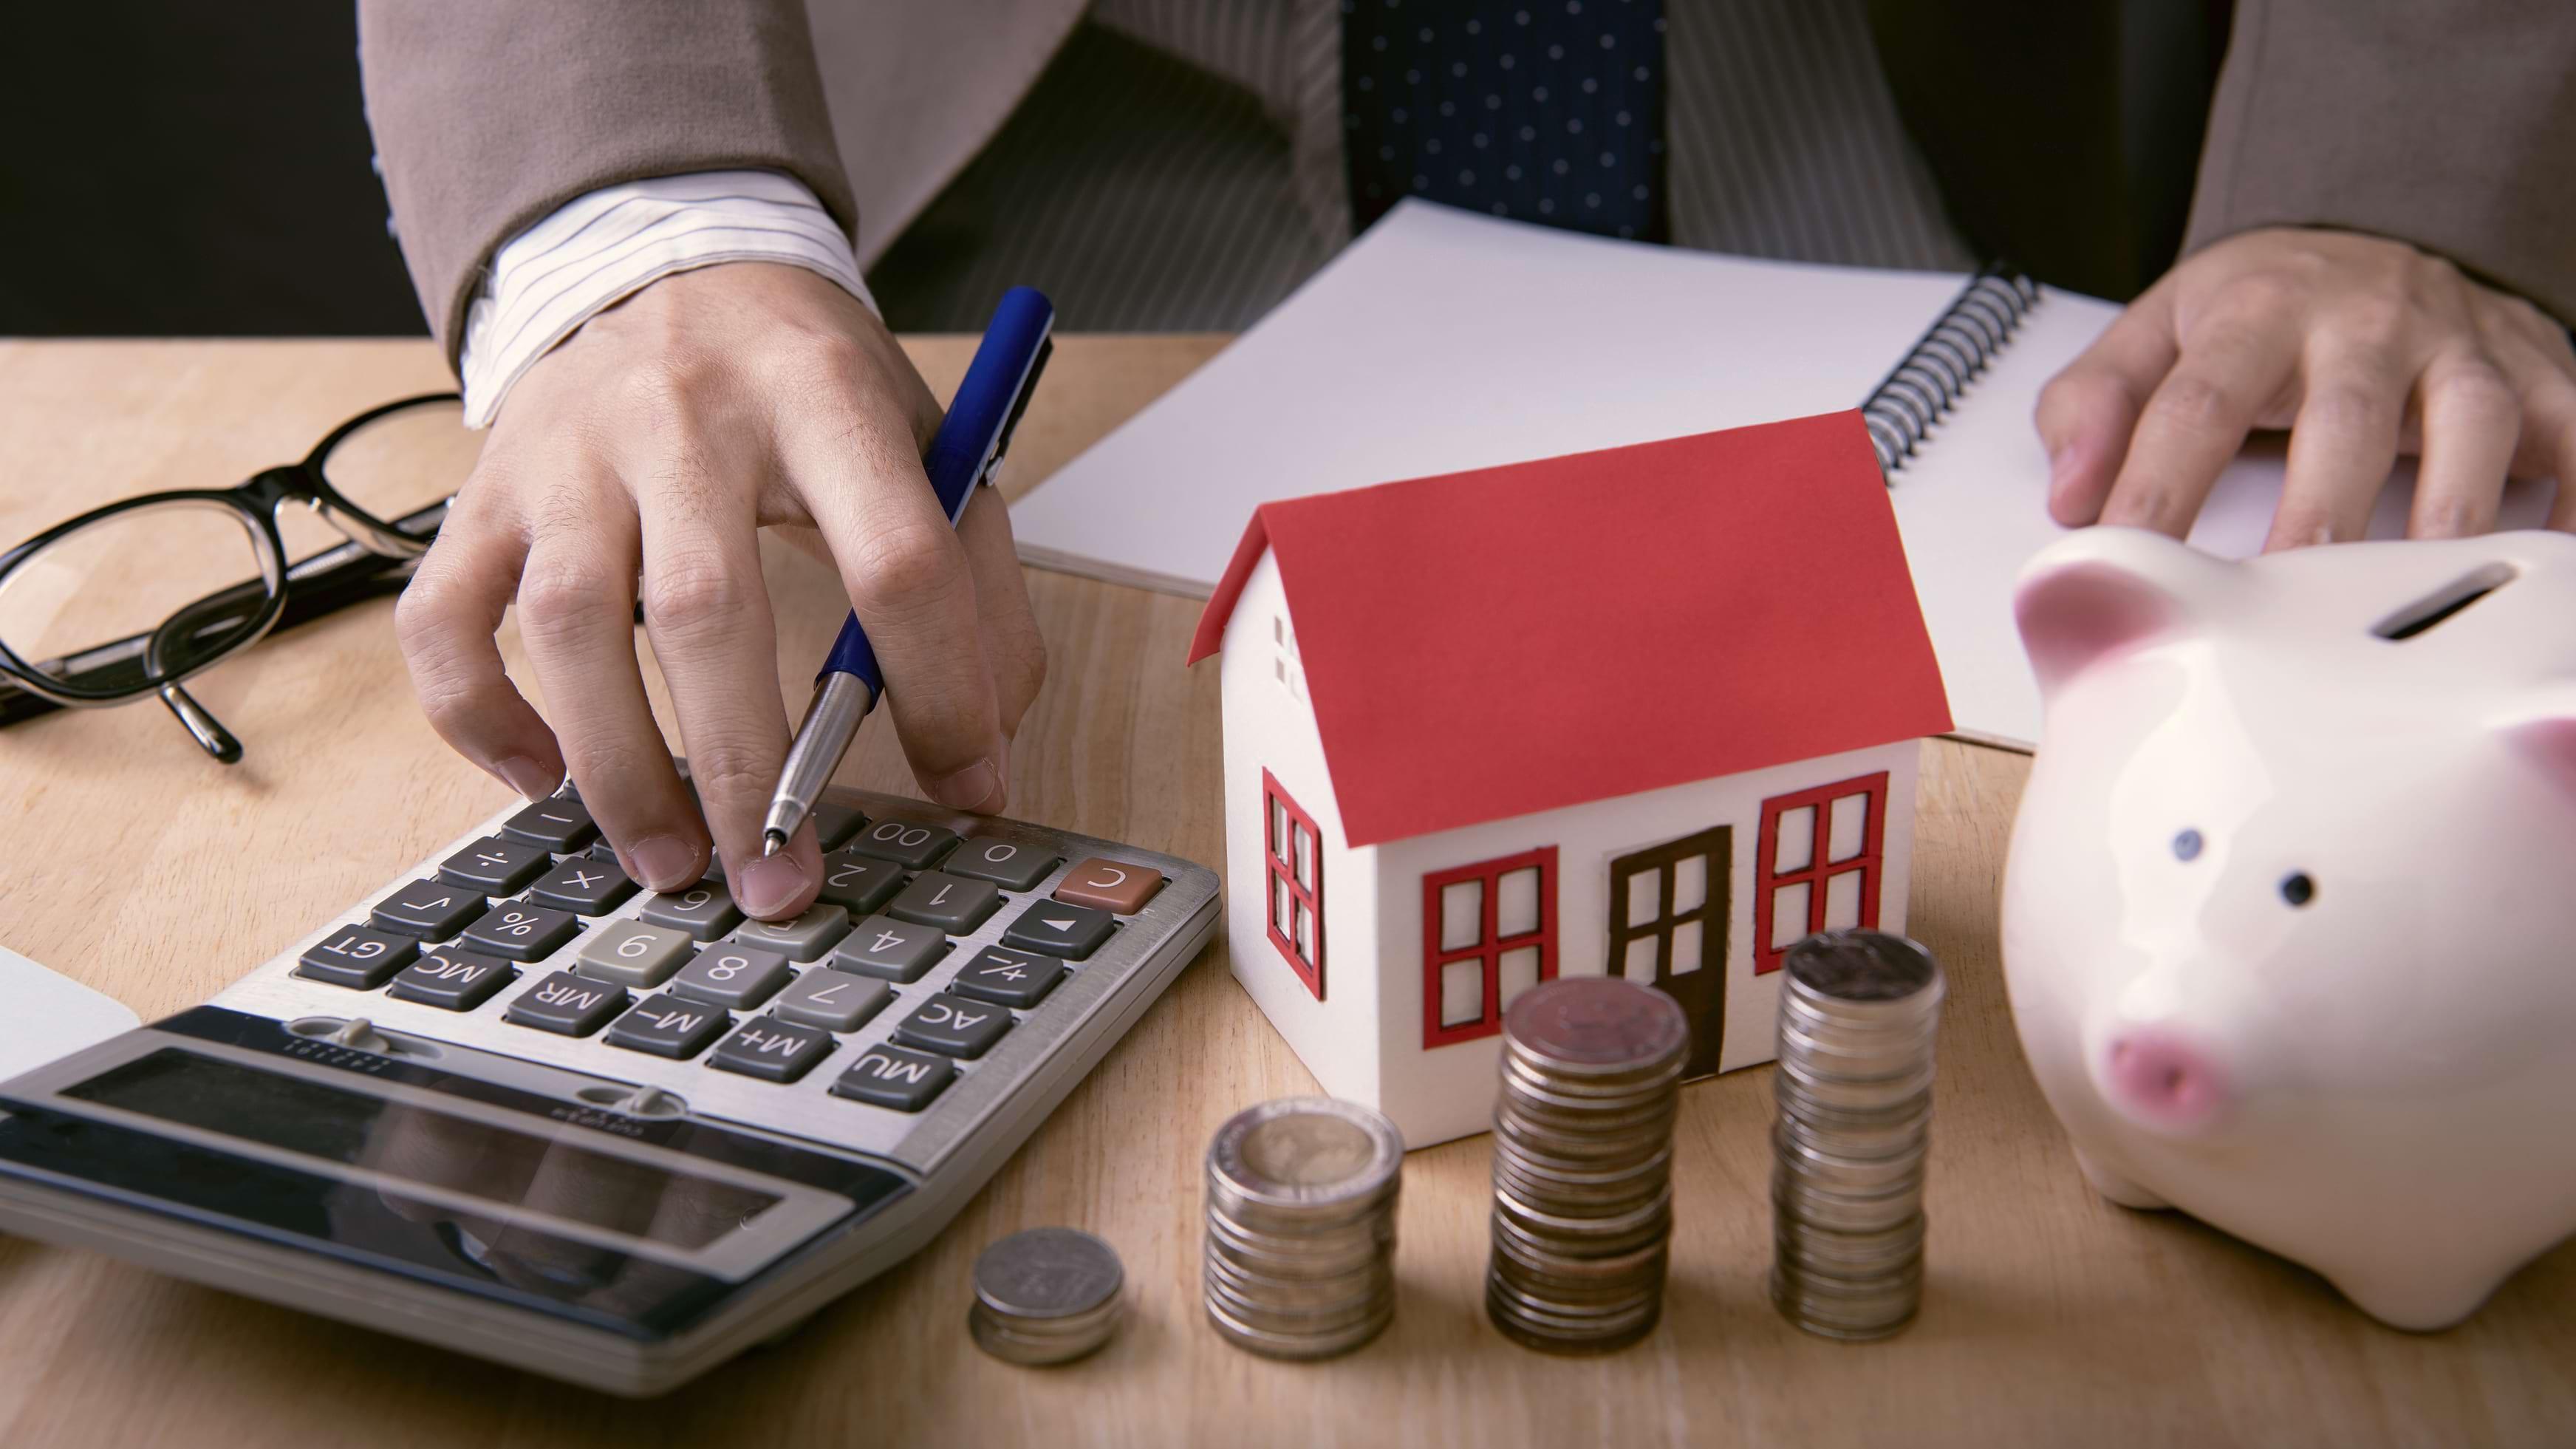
<box><xmin>1186</xmin><ymin>409</ymin><xmax>1953</xmax><ymax>1148</ymax></box>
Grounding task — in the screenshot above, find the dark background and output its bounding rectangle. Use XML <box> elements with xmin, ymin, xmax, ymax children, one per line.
<box><xmin>0</xmin><ymin>1</ymin><xmax>426</xmax><ymax>336</ymax></box>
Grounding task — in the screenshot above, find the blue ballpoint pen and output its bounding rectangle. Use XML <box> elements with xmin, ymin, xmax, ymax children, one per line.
<box><xmin>760</xmin><ymin>287</ymin><xmax>1056</xmax><ymax>855</ymax></box>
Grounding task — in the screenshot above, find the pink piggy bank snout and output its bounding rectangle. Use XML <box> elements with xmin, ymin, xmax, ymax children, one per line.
<box><xmin>2095</xmin><ymin>1027</ymin><xmax>2231</xmax><ymax>1135</ymax></box>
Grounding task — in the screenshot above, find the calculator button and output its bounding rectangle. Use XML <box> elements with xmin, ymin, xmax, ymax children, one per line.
<box><xmin>1053</xmin><ymin>857</ymin><xmax>1165</xmax><ymax>915</ymax></box>
<box><xmin>500</xmin><ymin>796</ymin><xmax>597</xmax><ymax>852</ymax></box>
<box><xmin>811</xmin><ymin>802</ymin><xmax>867</xmax><ymax>852</ymax></box>
<box><xmin>369</xmin><ymin>880</ymin><xmax>487</xmax><ymax>941</ymax></box>
<box><xmin>946</xmin><ymin>836</ymin><xmax>1061</xmax><ymax>891</ymax></box>
<box><xmin>886</xmin><ymin>871</ymin><xmax>1002</xmax><ymax>934</ymax></box>
<box><xmin>1001</xmin><ymin>901</ymin><xmax>1116</xmax><ymax>961</ymax></box>
<box><xmin>386</xmin><ymin>949</ymin><xmax>518</xmax><ymax>1011</ymax></box>
<box><xmin>525</xmin><ymin>857</ymin><xmax>636</xmax><ymax>916</ymax></box>
<box><xmin>813</xmin><ymin>852</ymin><xmax>904</xmax><ymax>916</ymax></box>
<box><xmin>949</xmin><ymin>946</ymin><xmax>1067</xmax><ymax>1009</ymax></box>
<box><xmin>295</xmin><ymin>926</ymin><xmax>419</xmax><ymax>989</ymax></box>
<box><xmin>639</xmin><ymin>885</ymin><xmax>742</xmax><ymax>941</ymax></box>
<box><xmin>730</xmin><ymin>903</ymin><xmax>851</xmax><ymax>961</ymax></box>
<box><xmin>669</xmin><ymin>944</ymin><xmax>793</xmax><ymax>1009</ymax></box>
<box><xmin>576</xmin><ymin>920</ymin><xmax>697</xmax><ymax>989</ymax></box>
<box><xmin>832</xmin><ymin>1046</ymin><xmax>956</xmax><ymax>1111</ymax></box>
<box><xmin>604</xmin><ymin>994</ymin><xmax>731</xmax><ymax>1059</ymax></box>
<box><xmin>437</xmin><ymin>836</ymin><xmax>553</xmax><ymax>896</ymax></box>
<box><xmin>707</xmin><ymin>1019</ymin><xmax>836</xmax><ymax>1083</ymax></box>
<box><xmin>828</xmin><ymin>916</ymin><xmax>949</xmax><ymax>983</ymax></box>
<box><xmin>460</xmin><ymin>904</ymin><xmax>583</xmax><ymax>961</ymax></box>
<box><xmin>847</xmin><ymin>818</ymin><xmax>960</xmax><ymax>869</ymax></box>
<box><xmin>892</xmin><ymin>993</ymin><xmax>1014</xmax><ymax>1060</ymax></box>
<box><xmin>504</xmin><ymin>970</ymin><xmax>629</xmax><ymax>1036</ymax></box>
<box><xmin>769</xmin><ymin>971</ymin><xmax>891</xmax><ymax>1032</ymax></box>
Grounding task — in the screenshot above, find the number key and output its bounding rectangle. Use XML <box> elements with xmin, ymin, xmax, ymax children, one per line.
<box><xmin>946</xmin><ymin>836</ymin><xmax>1060</xmax><ymax>891</ymax></box>
<box><xmin>948</xmin><ymin>946</ymin><xmax>1067</xmax><ymax>1009</ymax></box>
<box><xmin>892</xmin><ymin>992</ymin><xmax>1014</xmax><ymax>1059</ymax></box>
<box><xmin>730</xmin><ymin>903</ymin><xmax>851</xmax><ymax>962</ymax></box>
<box><xmin>576</xmin><ymin>920</ymin><xmax>696</xmax><ymax>989</ymax></box>
<box><xmin>640</xmin><ymin>885</ymin><xmax>742</xmax><ymax>941</ymax></box>
<box><xmin>296</xmin><ymin>926</ymin><xmax>418</xmax><ymax>989</ymax></box>
<box><xmin>669</xmin><ymin>944</ymin><xmax>793</xmax><ymax>1009</ymax></box>
<box><xmin>828</xmin><ymin>915</ymin><xmax>949</xmax><ymax>983</ymax></box>
<box><xmin>437</xmin><ymin>835</ymin><xmax>553</xmax><ymax>896</ymax></box>
<box><xmin>886</xmin><ymin>870</ymin><xmax>1001</xmax><ymax>934</ymax></box>
<box><xmin>769</xmin><ymin>970</ymin><xmax>891</xmax><ymax>1032</ymax></box>
<box><xmin>370</xmin><ymin>879</ymin><xmax>487</xmax><ymax>941</ymax></box>
<box><xmin>811</xmin><ymin>802</ymin><xmax>867</xmax><ymax>852</ymax></box>
<box><xmin>813</xmin><ymin>851</ymin><xmax>903</xmax><ymax>915</ymax></box>
<box><xmin>847</xmin><ymin>818</ymin><xmax>959</xmax><ymax>869</ymax></box>
<box><xmin>526</xmin><ymin>857</ymin><xmax>635</xmax><ymax>916</ymax></box>
<box><xmin>459</xmin><ymin>903</ymin><xmax>582</xmax><ymax>961</ymax></box>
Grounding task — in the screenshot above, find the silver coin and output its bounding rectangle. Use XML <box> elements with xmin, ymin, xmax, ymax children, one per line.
<box><xmin>1502</xmin><ymin>977</ymin><xmax>1690</xmax><ymax>1077</ymax></box>
<box><xmin>1208</xmin><ymin>1097</ymin><xmax>1404</xmax><ymax>1213</ymax></box>
<box><xmin>1206</xmin><ymin>1292</ymin><xmax>1394</xmax><ymax>1360</ymax></box>
<box><xmin>968</xmin><ymin>1300</ymin><xmax>1121</xmax><ymax>1366</ymax></box>
<box><xmin>1781</xmin><ymin>930</ymin><xmax>1944</xmax><ymax>1006</ymax></box>
<box><xmin>972</xmin><ymin>1227</ymin><xmax>1125</xmax><ymax>1322</ymax></box>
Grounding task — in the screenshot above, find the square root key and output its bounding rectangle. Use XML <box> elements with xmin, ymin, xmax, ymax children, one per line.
<box><xmin>892</xmin><ymin>992</ymin><xmax>1014</xmax><ymax>1059</ymax></box>
<box><xmin>504</xmin><ymin>970</ymin><xmax>629</xmax><ymax>1036</ymax></box>
<box><xmin>832</xmin><ymin>1045</ymin><xmax>957</xmax><ymax>1111</ymax></box>
<box><xmin>946</xmin><ymin>836</ymin><xmax>1061</xmax><ymax>891</ymax></box>
<box><xmin>527</xmin><ymin>856</ymin><xmax>635</xmax><ymax>915</ymax></box>
<box><xmin>708</xmin><ymin>1018</ymin><xmax>836</xmax><ymax>1083</ymax></box>
<box><xmin>845</xmin><ymin>818</ymin><xmax>959</xmax><ymax>869</ymax></box>
<box><xmin>1001</xmin><ymin>901</ymin><xmax>1115</xmax><ymax>961</ymax></box>
<box><xmin>769</xmin><ymin>970</ymin><xmax>891</xmax><ymax>1032</ymax></box>
<box><xmin>370</xmin><ymin>880</ymin><xmax>488</xmax><ymax>941</ymax></box>
<box><xmin>459</xmin><ymin>903</ymin><xmax>582</xmax><ymax>961</ymax></box>
<box><xmin>604</xmin><ymin>994</ymin><xmax>732</xmax><ymax>1059</ymax></box>
<box><xmin>501</xmin><ymin>795</ymin><xmax>597</xmax><ymax>852</ymax></box>
<box><xmin>886</xmin><ymin>871</ymin><xmax>1001</xmax><ymax>934</ymax></box>
<box><xmin>437</xmin><ymin>835</ymin><xmax>553</xmax><ymax>896</ymax></box>
<box><xmin>388</xmin><ymin>949</ymin><xmax>518</xmax><ymax>1010</ymax></box>
<box><xmin>296</xmin><ymin>926</ymin><xmax>418</xmax><ymax>989</ymax></box>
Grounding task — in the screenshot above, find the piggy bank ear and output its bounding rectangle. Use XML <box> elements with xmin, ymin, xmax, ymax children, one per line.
<box><xmin>2015</xmin><ymin>529</ymin><xmax>2217</xmax><ymax>698</ymax></box>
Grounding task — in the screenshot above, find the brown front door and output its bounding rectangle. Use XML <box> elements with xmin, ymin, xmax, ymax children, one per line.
<box><xmin>1607</xmin><ymin>825</ymin><xmax>1731</xmax><ymax>1078</ymax></box>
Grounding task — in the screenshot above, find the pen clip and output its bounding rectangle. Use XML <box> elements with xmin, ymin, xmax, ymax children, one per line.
<box><xmin>978</xmin><ymin>336</ymin><xmax>1055</xmax><ymax>488</ymax></box>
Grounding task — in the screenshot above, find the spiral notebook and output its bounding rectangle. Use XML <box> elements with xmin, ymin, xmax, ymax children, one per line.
<box><xmin>1009</xmin><ymin>201</ymin><xmax>2555</xmax><ymax>749</ymax></box>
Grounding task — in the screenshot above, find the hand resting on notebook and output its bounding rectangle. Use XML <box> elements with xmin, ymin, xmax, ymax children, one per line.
<box><xmin>2037</xmin><ymin>226</ymin><xmax>2576</xmax><ymax>550</ymax></box>
<box><xmin>394</xmin><ymin>263</ymin><xmax>1048</xmax><ymax>921</ymax></box>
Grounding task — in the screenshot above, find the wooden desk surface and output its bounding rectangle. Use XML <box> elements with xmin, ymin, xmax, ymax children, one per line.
<box><xmin>0</xmin><ymin>336</ymin><xmax>2567</xmax><ymax>1448</ymax></box>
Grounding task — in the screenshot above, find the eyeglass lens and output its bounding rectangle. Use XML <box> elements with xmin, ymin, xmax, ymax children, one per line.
<box><xmin>312</xmin><ymin>397</ymin><xmax>478</xmax><ymax>540</ymax></box>
<box><xmin>0</xmin><ymin>501</ymin><xmax>275</xmax><ymax>698</ymax></box>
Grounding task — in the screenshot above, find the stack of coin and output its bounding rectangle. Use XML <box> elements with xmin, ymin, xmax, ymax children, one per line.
<box><xmin>1203</xmin><ymin>1097</ymin><xmax>1404</xmax><ymax>1359</ymax></box>
<box><xmin>1770</xmin><ymin>929</ymin><xmax>1944</xmax><ymax>1340</ymax></box>
<box><xmin>1486</xmin><ymin>975</ymin><xmax>1690</xmax><ymax>1354</ymax></box>
<box><xmin>968</xmin><ymin>1227</ymin><xmax>1127</xmax><ymax>1366</ymax></box>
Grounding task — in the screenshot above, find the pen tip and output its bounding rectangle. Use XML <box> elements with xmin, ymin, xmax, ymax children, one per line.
<box><xmin>761</xmin><ymin>830</ymin><xmax>787</xmax><ymax>857</ymax></box>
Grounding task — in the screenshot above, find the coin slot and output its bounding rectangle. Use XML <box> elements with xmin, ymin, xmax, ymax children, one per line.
<box><xmin>2371</xmin><ymin>562</ymin><xmax>2514</xmax><ymax>641</ymax></box>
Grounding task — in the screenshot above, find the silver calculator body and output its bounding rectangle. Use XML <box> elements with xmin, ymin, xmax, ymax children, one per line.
<box><xmin>0</xmin><ymin>785</ymin><xmax>1217</xmax><ymax>1396</ymax></box>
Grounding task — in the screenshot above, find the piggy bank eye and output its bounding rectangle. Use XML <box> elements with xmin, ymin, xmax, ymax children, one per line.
<box><xmin>2172</xmin><ymin>829</ymin><xmax>2203</xmax><ymax>862</ymax></box>
<box><xmin>2280</xmin><ymin>873</ymin><xmax>2315</xmax><ymax>907</ymax></box>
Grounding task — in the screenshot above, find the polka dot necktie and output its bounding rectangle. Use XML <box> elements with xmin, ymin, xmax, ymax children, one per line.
<box><xmin>1342</xmin><ymin>0</ymin><xmax>1668</xmax><ymax>242</ymax></box>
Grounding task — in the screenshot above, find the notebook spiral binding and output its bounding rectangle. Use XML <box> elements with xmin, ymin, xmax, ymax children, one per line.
<box><xmin>1862</xmin><ymin>265</ymin><xmax>2042</xmax><ymax>476</ymax></box>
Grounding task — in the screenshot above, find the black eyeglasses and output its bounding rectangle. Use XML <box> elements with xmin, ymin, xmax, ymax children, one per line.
<box><xmin>0</xmin><ymin>393</ymin><xmax>476</xmax><ymax>762</ymax></box>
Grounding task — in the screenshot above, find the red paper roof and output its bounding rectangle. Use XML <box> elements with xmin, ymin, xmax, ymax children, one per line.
<box><xmin>1187</xmin><ymin>410</ymin><xmax>1952</xmax><ymax>848</ymax></box>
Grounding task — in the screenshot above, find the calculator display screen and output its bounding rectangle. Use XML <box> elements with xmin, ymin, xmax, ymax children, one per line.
<box><xmin>64</xmin><ymin>1050</ymin><xmax>780</xmax><ymax>1250</ymax></box>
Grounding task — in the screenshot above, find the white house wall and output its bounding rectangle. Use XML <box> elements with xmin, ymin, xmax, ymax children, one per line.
<box><xmin>1372</xmin><ymin>740</ymin><xmax>1921</xmax><ymax>1148</ymax></box>
<box><xmin>1216</xmin><ymin>550</ymin><xmax>1381</xmax><ymax>1109</ymax></box>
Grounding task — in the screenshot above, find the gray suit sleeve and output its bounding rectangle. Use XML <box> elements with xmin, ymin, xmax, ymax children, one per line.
<box><xmin>357</xmin><ymin>0</ymin><xmax>857</xmax><ymax>366</ymax></box>
<box><xmin>2185</xmin><ymin>0</ymin><xmax>2576</xmax><ymax>326</ymax></box>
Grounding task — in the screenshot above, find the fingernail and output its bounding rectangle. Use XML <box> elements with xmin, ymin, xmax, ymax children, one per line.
<box><xmin>2046</xmin><ymin>443</ymin><xmax>2078</xmax><ymax>501</ymax></box>
<box><xmin>929</xmin><ymin>756</ymin><xmax>1004</xmax><ymax>812</ymax></box>
<box><xmin>734</xmin><ymin>852</ymin><xmax>809</xmax><ymax>919</ymax></box>
<box><xmin>627</xmin><ymin>833</ymin><xmax>701</xmax><ymax>892</ymax></box>
<box><xmin>492</xmin><ymin>754</ymin><xmax>558</xmax><ymax>802</ymax></box>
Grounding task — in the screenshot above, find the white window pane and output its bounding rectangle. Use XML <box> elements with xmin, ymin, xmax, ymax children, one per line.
<box><xmin>1273</xmin><ymin>875</ymin><xmax>1292</xmax><ymax>935</ymax></box>
<box><xmin>1497</xmin><ymin>867</ymin><xmax>1540</xmax><ymax>938</ymax></box>
<box><xmin>1771</xmin><ymin>882</ymin><xmax>1811</xmax><ymax>951</ymax></box>
<box><xmin>1829</xmin><ymin>792</ymin><xmax>1870</xmax><ymax>863</ymax></box>
<box><xmin>1775</xmin><ymin>805</ymin><xmax>1816</xmax><ymax>873</ymax></box>
<box><xmin>1275</xmin><ymin>658</ymin><xmax>1288</xmax><ymax>685</ymax></box>
<box><xmin>1273</xmin><ymin>615</ymin><xmax>1284</xmax><ymax>644</ymax></box>
<box><xmin>1623</xmin><ymin>933</ymin><xmax>1659</xmax><ymax>983</ymax></box>
<box><xmin>1626</xmin><ymin>869</ymin><xmax>1660</xmax><ymax>927</ymax></box>
<box><xmin>1294</xmin><ymin>823</ymin><xmax>1313</xmax><ymax>888</ymax></box>
<box><xmin>1440</xmin><ymin>879</ymin><xmax>1484</xmax><ymax>952</ymax></box>
<box><xmin>1671</xmin><ymin>854</ymin><xmax>1706</xmax><ymax>916</ymax></box>
<box><xmin>1498</xmin><ymin>945</ymin><xmax>1541</xmax><ymax>1006</ymax></box>
<box><xmin>1295</xmin><ymin>904</ymin><xmax>1314</xmax><ymax>963</ymax></box>
<box><xmin>1824</xmin><ymin>869</ymin><xmax>1864</xmax><ymax>930</ymax></box>
<box><xmin>1670</xmin><ymin>918</ymin><xmax>1704</xmax><ymax>975</ymax></box>
<box><xmin>1441</xmin><ymin>958</ymin><xmax>1484</xmax><ymax>1027</ymax></box>
<box><xmin>1269</xmin><ymin>797</ymin><xmax>1287</xmax><ymax>860</ymax></box>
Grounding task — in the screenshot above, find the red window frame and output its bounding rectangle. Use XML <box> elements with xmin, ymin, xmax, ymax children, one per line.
<box><xmin>1421</xmin><ymin>847</ymin><xmax>1558</xmax><ymax>1048</ymax></box>
<box><xmin>1262</xmin><ymin>769</ymin><xmax>1324</xmax><ymax>999</ymax></box>
<box><xmin>1755</xmin><ymin>771</ymin><xmax>1890</xmax><ymax>972</ymax></box>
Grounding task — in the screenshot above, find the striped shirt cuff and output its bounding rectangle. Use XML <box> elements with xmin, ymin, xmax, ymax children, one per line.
<box><xmin>457</xmin><ymin>171</ymin><xmax>875</xmax><ymax>428</ymax></box>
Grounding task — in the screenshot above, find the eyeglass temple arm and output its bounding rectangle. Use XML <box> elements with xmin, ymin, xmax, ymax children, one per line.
<box><xmin>157</xmin><ymin>683</ymin><xmax>242</xmax><ymax>764</ymax></box>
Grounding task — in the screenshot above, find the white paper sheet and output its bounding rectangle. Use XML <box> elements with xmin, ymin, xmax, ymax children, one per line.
<box><xmin>0</xmin><ymin>943</ymin><xmax>138</xmax><ymax>1084</ymax></box>
<box><xmin>1011</xmin><ymin>200</ymin><xmax>2556</xmax><ymax>747</ymax></box>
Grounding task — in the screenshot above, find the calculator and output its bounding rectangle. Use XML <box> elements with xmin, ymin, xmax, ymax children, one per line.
<box><xmin>0</xmin><ymin>774</ymin><xmax>1218</xmax><ymax>1396</ymax></box>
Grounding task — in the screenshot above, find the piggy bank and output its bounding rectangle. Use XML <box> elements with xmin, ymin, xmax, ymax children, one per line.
<box><xmin>2001</xmin><ymin>525</ymin><xmax>2576</xmax><ymax>1329</ymax></box>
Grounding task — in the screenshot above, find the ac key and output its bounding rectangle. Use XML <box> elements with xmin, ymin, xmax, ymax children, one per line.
<box><xmin>892</xmin><ymin>993</ymin><xmax>1014</xmax><ymax>1060</ymax></box>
